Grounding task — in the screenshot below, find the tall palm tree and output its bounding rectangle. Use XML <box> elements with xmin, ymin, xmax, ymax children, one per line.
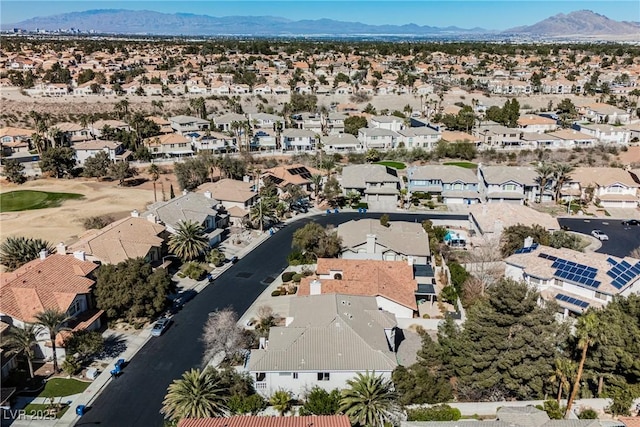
<box><xmin>2</xmin><ymin>324</ymin><xmax>39</xmax><ymax>378</ymax></box>
<box><xmin>554</xmin><ymin>163</ymin><xmax>575</xmax><ymax>203</ymax></box>
<box><xmin>250</xmin><ymin>197</ymin><xmax>276</xmax><ymax>232</ymax></box>
<box><xmin>310</xmin><ymin>174</ymin><xmax>323</xmax><ymax>200</ymax></box>
<box><xmin>565</xmin><ymin>312</ymin><xmax>606</xmax><ymax>418</ymax></box>
<box><xmin>0</xmin><ymin>236</ymin><xmax>54</xmax><ymax>271</ymax></box>
<box><xmin>31</xmin><ymin>133</ymin><xmax>46</xmax><ymax>154</ymax></box>
<box><xmin>148</xmin><ymin>164</ymin><xmax>160</xmax><ymax>202</ymax></box>
<box><xmin>34</xmin><ymin>308</ymin><xmax>74</xmax><ymax>373</ymax></box>
<box><xmin>339</xmin><ymin>371</ymin><xmax>400</xmax><ymax>427</ymax></box>
<box><xmin>549</xmin><ymin>358</ymin><xmax>576</xmax><ymax>403</ymax></box>
<box><xmin>230</xmin><ymin>121</ymin><xmax>243</xmax><ymax>152</ymax></box>
<box><xmin>190</xmin><ymin>97</ymin><xmax>207</xmax><ymax>120</ymax></box>
<box><xmin>535</xmin><ymin>162</ymin><xmax>555</xmax><ymax>203</ymax></box>
<box><xmin>168</xmin><ymin>220</ymin><xmax>209</xmax><ymax>261</ymax></box>
<box><xmin>269</xmin><ymin>390</ymin><xmax>293</xmax><ymax>416</ymax></box>
<box><xmin>114</xmin><ymin>99</ymin><xmax>130</xmax><ymax>120</ymax></box>
<box><xmin>161</xmin><ymin>368</ymin><xmax>228</xmax><ymax>422</ymax></box>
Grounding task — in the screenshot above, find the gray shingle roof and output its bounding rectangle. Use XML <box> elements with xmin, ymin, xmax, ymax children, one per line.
<box><xmin>397</xmin><ymin>127</ymin><xmax>440</xmax><ymax>137</ymax></box>
<box><xmin>359</xmin><ymin>128</ymin><xmax>399</xmax><ymax>137</ymax></box>
<box><xmin>338</xmin><ymin>219</ymin><xmax>430</xmax><ymax>258</ymax></box>
<box><xmin>169</xmin><ymin>115</ymin><xmax>210</xmax><ymax>125</ymax></box>
<box><xmin>341</xmin><ymin>164</ymin><xmax>400</xmax><ymax>189</ymax></box>
<box><xmin>408</xmin><ymin>165</ymin><xmax>477</xmax><ymax>183</ymax></box>
<box><xmin>480</xmin><ymin>165</ymin><xmax>538</xmax><ymax>186</ymax></box>
<box><xmin>248</xmin><ymin>294</ymin><xmax>397</xmax><ymax>372</ymax></box>
<box><xmin>322</xmin><ymin>134</ymin><xmax>360</xmax><ymax>146</ymax></box>
<box><xmin>144</xmin><ymin>193</ymin><xmax>219</xmax><ymax>230</ymax></box>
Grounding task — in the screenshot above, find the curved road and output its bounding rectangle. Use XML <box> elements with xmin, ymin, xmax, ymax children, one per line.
<box><xmin>77</xmin><ymin>212</ymin><xmax>465</xmax><ymax>427</ymax></box>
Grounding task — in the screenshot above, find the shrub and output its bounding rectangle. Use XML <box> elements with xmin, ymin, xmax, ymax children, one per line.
<box><xmin>271</xmin><ymin>290</ymin><xmax>282</xmax><ymax>297</ymax></box>
<box><xmin>578</xmin><ymin>409</ymin><xmax>598</xmax><ymax>419</ymax></box>
<box><xmin>292</xmin><ymin>273</ymin><xmax>303</xmax><ymax>283</ymax></box>
<box><xmin>542</xmin><ymin>400</ymin><xmax>564</xmax><ymax>419</ymax></box>
<box><xmin>289</xmin><ymin>286</ymin><xmax>298</xmax><ymax>295</ymax></box>
<box><xmin>407</xmin><ymin>405</ymin><xmax>461</xmax><ymax>421</ymax></box>
<box><xmin>82</xmin><ymin>215</ymin><xmax>115</xmax><ymax>230</ymax></box>
<box><xmin>356</xmin><ymin>202</ymin><xmax>369</xmax><ymax>209</ymax></box>
<box><xmin>62</xmin><ymin>355</ymin><xmax>82</xmax><ymax>375</ymax></box>
<box><xmin>281</xmin><ymin>271</ymin><xmax>295</xmax><ymax>282</ymax></box>
<box><xmin>227</xmin><ymin>393</ymin><xmax>267</xmax><ymax>415</ymax></box>
<box><xmin>182</xmin><ymin>262</ymin><xmax>206</xmax><ymax>280</ymax></box>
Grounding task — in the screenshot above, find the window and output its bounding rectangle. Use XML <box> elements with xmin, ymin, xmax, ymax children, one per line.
<box><xmin>595</xmin><ymin>292</ymin><xmax>608</xmax><ymax>301</ymax></box>
<box><xmin>293</xmin><ymin>373</ymin><xmax>299</xmax><ymax>379</ymax></box>
<box><xmin>68</xmin><ymin>299</ymin><xmax>82</xmax><ymax>316</ymax></box>
<box><xmin>256</xmin><ymin>372</ymin><xmax>266</xmax><ymax>381</ymax></box>
<box><xmin>317</xmin><ymin>372</ymin><xmax>330</xmax><ymax>381</ymax></box>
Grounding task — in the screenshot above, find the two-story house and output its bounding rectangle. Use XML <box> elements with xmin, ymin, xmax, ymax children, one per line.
<box><xmin>55</xmin><ymin>122</ymin><xmax>92</xmax><ymax>144</ymax></box>
<box><xmin>357</xmin><ymin>128</ymin><xmax>399</xmax><ymax>150</ymax></box>
<box><xmin>370</xmin><ymin>116</ymin><xmax>405</xmax><ymax>132</ymax></box>
<box><xmin>396</xmin><ymin>127</ymin><xmax>441</xmax><ymax>150</ymax></box>
<box><xmin>341</xmin><ymin>164</ymin><xmax>400</xmax><ymax>210</ymax></box>
<box><xmin>247</xmin><ymin>113</ymin><xmax>282</xmax><ymax>129</ymax></box>
<box><xmin>475</xmin><ymin>125</ymin><xmax>523</xmax><ymax>149</ymax></box>
<box><xmin>211</xmin><ymin>113</ymin><xmax>247</xmax><ymax>132</ymax></box>
<box><xmin>407</xmin><ymin>165</ymin><xmax>480</xmax><ymax>205</ymax></box>
<box><xmin>580</xmin><ymin>103</ymin><xmax>631</xmax><ymax>124</ymax></box>
<box><xmin>561</xmin><ymin>167</ymin><xmax>639</xmax><ymax>208</ymax></box>
<box><xmin>0</xmin><ymin>252</ymin><xmax>102</xmax><ymax>361</ymax></box>
<box><xmin>573</xmin><ymin>123</ymin><xmax>631</xmax><ymax>146</ymax></box>
<box><xmin>248</xmin><ymin>293</ymin><xmax>399</xmax><ymax>398</ymax></box>
<box><xmin>144</xmin><ymin>133</ymin><xmax>194</xmax><ymax>157</ymax></box>
<box><xmin>169</xmin><ymin>115</ymin><xmax>211</xmax><ymax>135</ymax></box>
<box><xmin>0</xmin><ymin>127</ymin><xmax>33</xmax><ymax>155</ymax></box>
<box><xmin>197</xmin><ymin>179</ymin><xmax>258</xmax><ymax>227</ymax></box>
<box><xmin>73</xmin><ymin>140</ymin><xmax>129</xmax><ymax>165</ymax></box>
<box><xmin>477</xmin><ymin>165</ymin><xmax>542</xmax><ymax>204</ymax></box>
<box><xmin>190</xmin><ymin>131</ymin><xmax>237</xmax><ymax>154</ymax></box>
<box><xmin>505</xmin><ymin>244</ymin><xmax>640</xmax><ymax>318</ymax></box>
<box><xmin>321</xmin><ymin>134</ymin><xmax>362</xmax><ymax>153</ymax></box>
<box><xmin>90</xmin><ymin>120</ymin><xmax>130</xmax><ymax>138</ymax></box>
<box><xmin>547</xmin><ymin>129</ymin><xmax>598</xmax><ymax>148</ymax></box>
<box><xmin>281</xmin><ymin>128</ymin><xmax>317</xmax><ymax>152</ymax></box>
<box><xmin>261</xmin><ymin>164</ymin><xmax>322</xmax><ymax>195</ymax></box>
<box><xmin>517</xmin><ymin>115</ymin><xmax>558</xmax><ymax>134</ymax></box>
<box><xmin>326</xmin><ymin>112</ymin><xmax>348</xmax><ymax>135</ymax></box>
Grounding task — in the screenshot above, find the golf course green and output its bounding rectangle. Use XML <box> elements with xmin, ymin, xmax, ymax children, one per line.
<box><xmin>0</xmin><ymin>190</ymin><xmax>85</xmax><ymax>212</ymax></box>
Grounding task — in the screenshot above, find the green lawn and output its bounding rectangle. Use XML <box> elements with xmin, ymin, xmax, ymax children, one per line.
<box><xmin>443</xmin><ymin>161</ymin><xmax>478</xmax><ymax>169</ymax></box>
<box><xmin>22</xmin><ymin>403</ymin><xmax>69</xmax><ymax>419</ymax></box>
<box><xmin>0</xmin><ymin>190</ymin><xmax>84</xmax><ymax>212</ymax></box>
<box><xmin>374</xmin><ymin>161</ymin><xmax>406</xmax><ymax>170</ymax></box>
<box><xmin>39</xmin><ymin>378</ymin><xmax>89</xmax><ymax>398</ymax></box>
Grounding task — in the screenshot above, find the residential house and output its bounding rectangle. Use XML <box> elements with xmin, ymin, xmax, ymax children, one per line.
<box><xmin>55</xmin><ymin>122</ymin><xmax>92</xmax><ymax>144</ymax></box>
<box><xmin>505</xmin><ymin>244</ymin><xmax>640</xmax><ymax>318</ymax></box>
<box><xmin>548</xmin><ymin>129</ymin><xmax>598</xmax><ymax>148</ymax></box>
<box><xmin>291</xmin><ymin>113</ymin><xmax>323</xmax><ymax>134</ymax></box>
<box><xmin>73</xmin><ymin>139</ymin><xmax>130</xmax><ymax>165</ymax></box>
<box><xmin>519</xmin><ymin>133</ymin><xmax>565</xmax><ymax>150</ymax></box>
<box><xmin>281</xmin><ymin>128</ymin><xmax>317</xmax><ymax>152</ymax></box>
<box><xmin>396</xmin><ymin>127</ymin><xmax>441</xmax><ymax>150</ymax></box>
<box><xmin>66</xmin><ymin>214</ymin><xmax>166</xmax><ymax>265</ymax></box>
<box><xmin>211</xmin><ymin>113</ymin><xmax>247</xmax><ymax>132</ymax></box>
<box><xmin>327</xmin><ymin>112</ymin><xmax>348</xmax><ymax>135</ymax></box>
<box><xmin>248</xmin><ymin>293</ymin><xmax>399</xmax><ymax>398</ymax></box>
<box><xmin>573</xmin><ymin>123</ymin><xmax>631</xmax><ymax>145</ymax></box>
<box><xmin>197</xmin><ymin>179</ymin><xmax>258</xmax><ymax>227</ymax></box>
<box><xmin>261</xmin><ymin>164</ymin><xmax>322</xmax><ymax>194</ymax></box>
<box><xmin>321</xmin><ymin>133</ymin><xmax>363</xmax><ymax>153</ymax></box>
<box><xmin>407</xmin><ymin>165</ymin><xmax>480</xmax><ymax>205</ymax></box>
<box><xmin>468</xmin><ymin>203</ymin><xmax>559</xmax><ymax>240</ymax></box>
<box><xmin>581</xmin><ymin>103</ymin><xmax>631</xmax><ymax>124</ymax></box>
<box><xmin>441</xmin><ymin>130</ymin><xmax>480</xmax><ymax>146</ymax></box>
<box><xmin>169</xmin><ymin>115</ymin><xmax>211</xmax><ymax>135</ymax></box>
<box><xmin>0</xmin><ymin>127</ymin><xmax>33</xmax><ymax>155</ymax></box>
<box><xmin>474</xmin><ymin>125</ymin><xmax>523</xmax><ymax>149</ymax></box>
<box><xmin>517</xmin><ymin>115</ymin><xmax>558</xmax><ymax>133</ymax></box>
<box><xmin>337</xmin><ymin>219</ymin><xmax>430</xmax><ymax>264</ymax></box>
<box><xmin>143</xmin><ymin>192</ymin><xmax>227</xmax><ymax>246</ymax></box>
<box><xmin>0</xmin><ymin>252</ymin><xmax>102</xmax><ymax>360</ymax></box>
<box><xmin>247</xmin><ymin>113</ymin><xmax>282</xmax><ymax>129</ymax></box>
<box><xmin>477</xmin><ymin>165</ymin><xmax>543</xmax><ymax>204</ymax></box>
<box><xmin>341</xmin><ymin>164</ymin><xmax>401</xmax><ymax>210</ymax></box>
<box><xmin>251</xmin><ymin>129</ymin><xmax>278</xmax><ymax>151</ymax></box>
<box><xmin>146</xmin><ymin>116</ymin><xmax>174</xmax><ymax>134</ymax></box>
<box><xmin>190</xmin><ymin>131</ymin><xmax>237</xmax><ymax>154</ymax></box>
<box><xmin>144</xmin><ymin>133</ymin><xmax>194</xmax><ymax>157</ymax></box>
<box><xmin>1</xmin><ymin>321</ymin><xmax>18</xmax><ymax>382</ymax></box>
<box><xmin>370</xmin><ymin>116</ymin><xmax>405</xmax><ymax>132</ymax></box>
<box><xmin>357</xmin><ymin>128</ymin><xmax>399</xmax><ymax>150</ymax></box>
<box><xmin>91</xmin><ymin>120</ymin><xmax>130</xmax><ymax>138</ymax></box>
<box><xmin>560</xmin><ymin>167</ymin><xmax>638</xmax><ymax>208</ymax></box>
<box><xmin>177</xmin><ymin>416</ymin><xmax>351</xmax><ymax>427</ymax></box>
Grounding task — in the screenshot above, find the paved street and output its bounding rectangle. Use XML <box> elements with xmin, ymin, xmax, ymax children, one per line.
<box><xmin>558</xmin><ymin>217</ymin><xmax>640</xmax><ymax>258</ymax></box>
<box><xmin>75</xmin><ymin>212</ymin><xmax>464</xmax><ymax>427</ymax></box>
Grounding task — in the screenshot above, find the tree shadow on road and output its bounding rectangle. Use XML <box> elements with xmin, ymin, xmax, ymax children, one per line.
<box><xmin>97</xmin><ymin>333</ymin><xmax>128</xmax><ymax>359</ymax></box>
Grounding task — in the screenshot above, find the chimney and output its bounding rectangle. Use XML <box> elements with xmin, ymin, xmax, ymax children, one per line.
<box><xmin>204</xmin><ymin>190</ymin><xmax>212</xmax><ymax>199</ymax></box>
<box><xmin>243</xmin><ymin>175</ymin><xmax>251</xmax><ymax>183</ymax></box>
<box><xmin>56</xmin><ymin>242</ymin><xmax>66</xmax><ymax>255</ymax></box>
<box><xmin>310</xmin><ymin>278</ymin><xmax>322</xmax><ymax>295</ymax></box>
<box><xmin>147</xmin><ymin>214</ymin><xmax>157</xmax><ymax>223</ymax></box>
<box><xmin>407</xmin><ymin>256</ymin><xmax>414</xmax><ymax>266</ymax></box>
<box><xmin>524</xmin><ymin>236</ymin><xmax>534</xmax><ymax>248</ymax></box>
<box><xmin>39</xmin><ymin>249</ymin><xmax>48</xmax><ymax>260</ymax></box>
<box><xmin>73</xmin><ymin>251</ymin><xmax>85</xmax><ymax>261</ymax></box>
<box><xmin>131</xmin><ymin>209</ymin><xmax>140</xmax><ymax>218</ymax></box>
<box><xmin>182</xmin><ymin>189</ymin><xmax>188</xmax><ymax>196</ymax></box>
<box><xmin>366</xmin><ymin>234</ymin><xmax>376</xmax><ymax>254</ymax></box>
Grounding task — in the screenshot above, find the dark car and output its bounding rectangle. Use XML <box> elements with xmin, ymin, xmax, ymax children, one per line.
<box><xmin>622</xmin><ymin>219</ymin><xmax>640</xmax><ymax>226</ymax></box>
<box><xmin>228</xmin><ymin>256</ymin><xmax>239</xmax><ymax>264</ymax></box>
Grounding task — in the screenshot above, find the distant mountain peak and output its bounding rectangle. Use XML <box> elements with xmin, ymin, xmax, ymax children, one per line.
<box><xmin>505</xmin><ymin>9</ymin><xmax>640</xmax><ymax>36</ymax></box>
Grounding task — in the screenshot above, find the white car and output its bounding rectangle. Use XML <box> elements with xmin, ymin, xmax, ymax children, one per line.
<box><xmin>591</xmin><ymin>230</ymin><xmax>609</xmax><ymax>241</ymax></box>
<box><xmin>151</xmin><ymin>317</ymin><xmax>171</xmax><ymax>336</ymax></box>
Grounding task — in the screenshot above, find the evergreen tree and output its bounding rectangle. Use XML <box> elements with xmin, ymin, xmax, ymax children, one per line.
<box><xmin>3</xmin><ymin>159</ymin><xmax>26</xmax><ymax>184</ymax></box>
<box><xmin>82</xmin><ymin>151</ymin><xmax>111</xmax><ymax>178</ymax></box>
<box><xmin>39</xmin><ymin>147</ymin><xmax>76</xmax><ymax>178</ymax></box>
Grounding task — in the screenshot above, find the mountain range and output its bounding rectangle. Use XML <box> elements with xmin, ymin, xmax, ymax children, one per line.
<box><xmin>3</xmin><ymin>9</ymin><xmax>638</xmax><ymax>38</ymax></box>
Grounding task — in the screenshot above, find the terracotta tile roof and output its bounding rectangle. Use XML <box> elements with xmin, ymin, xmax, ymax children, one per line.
<box><xmin>178</xmin><ymin>415</ymin><xmax>351</xmax><ymax>427</ymax></box>
<box><xmin>261</xmin><ymin>164</ymin><xmax>322</xmax><ymax>187</ymax></box>
<box><xmin>298</xmin><ymin>258</ymin><xmax>418</xmax><ymax>310</ymax></box>
<box><xmin>620</xmin><ymin>417</ymin><xmax>640</xmax><ymax>427</ymax></box>
<box><xmin>0</xmin><ymin>254</ymin><xmax>98</xmax><ymax>323</ymax></box>
<box><xmin>0</xmin><ymin>127</ymin><xmax>35</xmax><ymax>137</ymax></box>
<box><xmin>569</xmin><ymin>167</ymin><xmax>638</xmax><ymax>188</ymax></box>
<box><xmin>197</xmin><ymin>179</ymin><xmax>257</xmax><ymax>203</ymax></box>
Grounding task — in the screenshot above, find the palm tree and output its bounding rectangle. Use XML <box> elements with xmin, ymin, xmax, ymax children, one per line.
<box><xmin>270</xmin><ymin>390</ymin><xmax>293</xmax><ymax>416</ymax></box>
<box><xmin>565</xmin><ymin>312</ymin><xmax>606</xmax><ymax>418</ymax></box>
<box><xmin>34</xmin><ymin>308</ymin><xmax>74</xmax><ymax>373</ymax></box>
<box><xmin>250</xmin><ymin>197</ymin><xmax>276</xmax><ymax>232</ymax></box>
<box><xmin>230</xmin><ymin>121</ymin><xmax>243</xmax><ymax>152</ymax></box>
<box><xmin>161</xmin><ymin>368</ymin><xmax>228</xmax><ymax>422</ymax></box>
<box><xmin>190</xmin><ymin>97</ymin><xmax>207</xmax><ymax>120</ymax></box>
<box><xmin>168</xmin><ymin>220</ymin><xmax>209</xmax><ymax>261</ymax></box>
<box><xmin>31</xmin><ymin>133</ymin><xmax>46</xmax><ymax>154</ymax></box>
<box><xmin>114</xmin><ymin>99</ymin><xmax>130</xmax><ymax>120</ymax></box>
<box><xmin>548</xmin><ymin>358</ymin><xmax>576</xmax><ymax>403</ymax></box>
<box><xmin>151</xmin><ymin>100</ymin><xmax>164</xmax><ymax>114</ymax></box>
<box><xmin>339</xmin><ymin>371</ymin><xmax>400</xmax><ymax>427</ymax></box>
<box><xmin>0</xmin><ymin>236</ymin><xmax>54</xmax><ymax>271</ymax></box>
<box><xmin>2</xmin><ymin>324</ymin><xmax>39</xmax><ymax>378</ymax></box>
<box><xmin>554</xmin><ymin>163</ymin><xmax>575</xmax><ymax>203</ymax></box>
<box><xmin>310</xmin><ymin>174</ymin><xmax>323</xmax><ymax>200</ymax></box>
<box><xmin>535</xmin><ymin>162</ymin><xmax>555</xmax><ymax>203</ymax></box>
<box><xmin>148</xmin><ymin>164</ymin><xmax>160</xmax><ymax>202</ymax></box>
<box><xmin>47</xmin><ymin>127</ymin><xmax>63</xmax><ymax>148</ymax></box>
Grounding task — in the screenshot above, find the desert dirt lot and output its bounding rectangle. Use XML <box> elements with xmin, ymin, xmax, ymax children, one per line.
<box><xmin>0</xmin><ymin>178</ymin><xmax>156</xmax><ymax>245</ymax></box>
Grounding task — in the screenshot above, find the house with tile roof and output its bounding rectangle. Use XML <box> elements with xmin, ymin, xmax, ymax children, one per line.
<box><xmin>261</xmin><ymin>163</ymin><xmax>322</xmax><ymax>194</ymax></box>
<box><xmin>477</xmin><ymin>164</ymin><xmax>544</xmax><ymax>204</ymax></box>
<box><xmin>197</xmin><ymin>179</ymin><xmax>258</xmax><ymax>227</ymax></box>
<box><xmin>559</xmin><ymin>167</ymin><xmax>638</xmax><ymax>208</ymax></box>
<box><xmin>580</xmin><ymin>103</ymin><xmax>631</xmax><ymax>124</ymax></box>
<box><xmin>73</xmin><ymin>139</ymin><xmax>130</xmax><ymax>165</ymax></box>
<box><xmin>573</xmin><ymin>123</ymin><xmax>631</xmax><ymax>145</ymax></box>
<box><xmin>407</xmin><ymin>165</ymin><xmax>480</xmax><ymax>205</ymax></box>
<box><xmin>247</xmin><ymin>293</ymin><xmax>399</xmax><ymax>398</ymax></box>
<box><xmin>0</xmin><ymin>252</ymin><xmax>102</xmax><ymax>360</ymax></box>
<box><xmin>341</xmin><ymin>164</ymin><xmax>400</xmax><ymax>210</ymax></box>
<box><xmin>90</xmin><ymin>120</ymin><xmax>130</xmax><ymax>138</ymax></box>
<box><xmin>178</xmin><ymin>415</ymin><xmax>351</xmax><ymax>427</ymax></box>
<box><xmin>468</xmin><ymin>203</ymin><xmax>559</xmax><ymax>240</ymax></box>
<box><xmin>67</xmin><ymin>214</ymin><xmax>166</xmax><ymax>265</ymax></box>
<box><xmin>144</xmin><ymin>133</ymin><xmax>194</xmax><ymax>157</ymax></box>
<box><xmin>505</xmin><ymin>244</ymin><xmax>640</xmax><ymax>319</ymax></box>
<box><xmin>169</xmin><ymin>115</ymin><xmax>211</xmax><ymax>135</ymax></box>
<box><xmin>397</xmin><ymin>127</ymin><xmax>441</xmax><ymax>150</ymax></box>
<box><xmin>517</xmin><ymin>115</ymin><xmax>558</xmax><ymax>133</ymax></box>
<box><xmin>548</xmin><ymin>129</ymin><xmax>598</xmax><ymax>148</ymax></box>
<box><xmin>298</xmin><ymin>258</ymin><xmax>419</xmax><ymax>319</ymax></box>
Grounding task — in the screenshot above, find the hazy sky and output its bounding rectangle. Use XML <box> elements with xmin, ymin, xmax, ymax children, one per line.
<box><xmin>1</xmin><ymin>0</ymin><xmax>638</xmax><ymax>30</ymax></box>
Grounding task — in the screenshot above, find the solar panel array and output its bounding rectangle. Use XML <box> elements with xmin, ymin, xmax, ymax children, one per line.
<box><xmin>555</xmin><ymin>293</ymin><xmax>590</xmax><ymax>309</ymax></box>
<box><xmin>606</xmin><ymin>257</ymin><xmax>640</xmax><ymax>290</ymax></box>
<box><xmin>514</xmin><ymin>243</ymin><xmax>539</xmax><ymax>254</ymax></box>
<box><xmin>288</xmin><ymin>167</ymin><xmax>312</xmax><ymax>180</ymax></box>
<box><xmin>538</xmin><ymin>252</ymin><xmax>601</xmax><ymax>289</ymax></box>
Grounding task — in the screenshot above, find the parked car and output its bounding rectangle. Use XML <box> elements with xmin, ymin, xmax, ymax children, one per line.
<box><xmin>591</xmin><ymin>230</ymin><xmax>609</xmax><ymax>241</ymax></box>
<box><xmin>228</xmin><ymin>256</ymin><xmax>238</xmax><ymax>264</ymax></box>
<box><xmin>151</xmin><ymin>317</ymin><xmax>171</xmax><ymax>336</ymax></box>
<box><xmin>622</xmin><ymin>219</ymin><xmax>640</xmax><ymax>226</ymax></box>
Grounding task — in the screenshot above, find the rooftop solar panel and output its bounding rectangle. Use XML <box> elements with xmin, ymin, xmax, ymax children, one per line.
<box><xmin>607</xmin><ymin>257</ymin><xmax>617</xmax><ymax>265</ymax></box>
<box><xmin>620</xmin><ymin>260</ymin><xmax>633</xmax><ymax>269</ymax></box>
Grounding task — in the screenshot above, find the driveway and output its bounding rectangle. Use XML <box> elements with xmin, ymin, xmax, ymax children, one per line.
<box><xmin>558</xmin><ymin>217</ymin><xmax>640</xmax><ymax>258</ymax></box>
<box><xmin>75</xmin><ymin>212</ymin><xmax>466</xmax><ymax>427</ymax></box>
